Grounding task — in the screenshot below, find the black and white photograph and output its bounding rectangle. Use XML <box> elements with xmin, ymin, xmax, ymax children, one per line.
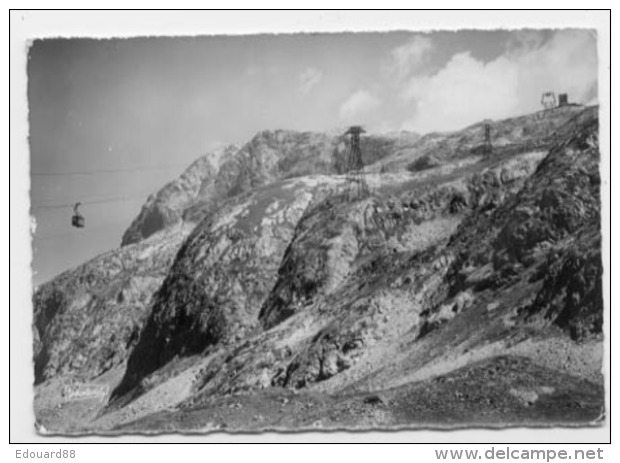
<box><xmin>10</xmin><ymin>9</ymin><xmax>611</xmax><ymax>446</ymax></box>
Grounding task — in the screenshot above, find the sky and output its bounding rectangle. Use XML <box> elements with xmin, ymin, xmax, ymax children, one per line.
<box><xmin>28</xmin><ymin>29</ymin><xmax>598</xmax><ymax>285</ymax></box>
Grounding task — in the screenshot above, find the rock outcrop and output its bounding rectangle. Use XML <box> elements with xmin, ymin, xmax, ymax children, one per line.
<box><xmin>34</xmin><ymin>225</ymin><xmax>193</xmax><ymax>384</ymax></box>
<box><xmin>443</xmin><ymin>106</ymin><xmax>601</xmax><ymax>340</ymax></box>
<box><xmin>112</xmin><ymin>176</ymin><xmax>342</xmax><ymax>398</ymax></box>
<box><xmin>121</xmin><ymin>145</ymin><xmax>238</xmax><ymax>246</ymax></box>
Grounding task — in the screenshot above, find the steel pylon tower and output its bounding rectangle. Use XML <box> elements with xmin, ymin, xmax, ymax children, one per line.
<box><xmin>344</xmin><ymin>126</ymin><xmax>369</xmax><ymax>201</ymax></box>
<box><xmin>483</xmin><ymin>120</ymin><xmax>493</xmax><ymax>155</ymax></box>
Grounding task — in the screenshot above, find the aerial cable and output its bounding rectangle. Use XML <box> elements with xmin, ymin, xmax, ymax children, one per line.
<box><xmin>34</xmin><ymin>222</ymin><xmax>122</xmax><ymax>240</ymax></box>
<box><xmin>31</xmin><ymin>194</ymin><xmax>147</xmax><ymax>210</ymax></box>
<box><xmin>31</xmin><ymin>162</ymin><xmax>190</xmax><ymax>177</ymax></box>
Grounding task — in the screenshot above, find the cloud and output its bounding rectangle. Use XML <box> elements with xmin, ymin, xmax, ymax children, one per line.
<box><xmin>385</xmin><ymin>35</ymin><xmax>433</xmax><ymax>82</ymax></box>
<box><xmin>398</xmin><ymin>30</ymin><xmax>598</xmax><ymax>133</ymax></box>
<box><xmin>299</xmin><ymin>67</ymin><xmax>323</xmax><ymax>94</ymax></box>
<box><xmin>401</xmin><ymin>52</ymin><xmax>520</xmax><ymax>132</ymax></box>
<box><xmin>506</xmin><ymin>30</ymin><xmax>546</xmax><ymax>55</ymax></box>
<box><xmin>339</xmin><ymin>90</ymin><xmax>381</xmax><ymax>121</ymax></box>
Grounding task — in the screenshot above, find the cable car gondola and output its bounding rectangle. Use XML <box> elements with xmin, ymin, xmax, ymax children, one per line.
<box><xmin>71</xmin><ymin>202</ymin><xmax>85</xmax><ymax>228</ymax></box>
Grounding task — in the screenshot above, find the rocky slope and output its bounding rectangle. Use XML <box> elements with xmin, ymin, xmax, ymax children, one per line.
<box><xmin>33</xmin><ymin>224</ymin><xmax>194</xmax><ymax>385</ymax></box>
<box><xmin>375</xmin><ymin>105</ymin><xmax>588</xmax><ymax>173</ymax></box>
<box><xmin>121</xmin><ymin>145</ymin><xmax>238</xmax><ymax>246</ymax></box>
<box><xmin>32</xmin><ymin>106</ymin><xmax>604</xmax><ymax>433</ymax></box>
<box><xmin>123</xmin><ymin>130</ymin><xmax>419</xmax><ymax>246</ymax></box>
<box><xmin>111</xmin><ymin>175</ymin><xmax>344</xmax><ymax>401</ymax></box>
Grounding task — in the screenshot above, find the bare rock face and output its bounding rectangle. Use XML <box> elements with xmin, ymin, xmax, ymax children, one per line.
<box><xmin>444</xmin><ymin>107</ymin><xmax>601</xmax><ymax>339</ymax></box>
<box><xmin>111</xmin><ymin>176</ymin><xmax>342</xmax><ymax>398</ymax></box>
<box><xmin>121</xmin><ymin>146</ymin><xmax>238</xmax><ymax>246</ymax></box>
<box><xmin>33</xmin><ymin>225</ymin><xmax>193</xmax><ymax>384</ymax></box>
<box><xmin>256</xmin><ymin>154</ymin><xmax>546</xmax><ymax>390</ymax></box>
<box><xmin>522</xmin><ymin>227</ymin><xmax>603</xmax><ymax>341</ymax></box>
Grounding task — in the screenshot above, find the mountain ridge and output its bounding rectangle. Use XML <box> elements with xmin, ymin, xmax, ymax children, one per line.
<box><xmin>32</xmin><ymin>105</ymin><xmax>604</xmax><ymax>433</ymax></box>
